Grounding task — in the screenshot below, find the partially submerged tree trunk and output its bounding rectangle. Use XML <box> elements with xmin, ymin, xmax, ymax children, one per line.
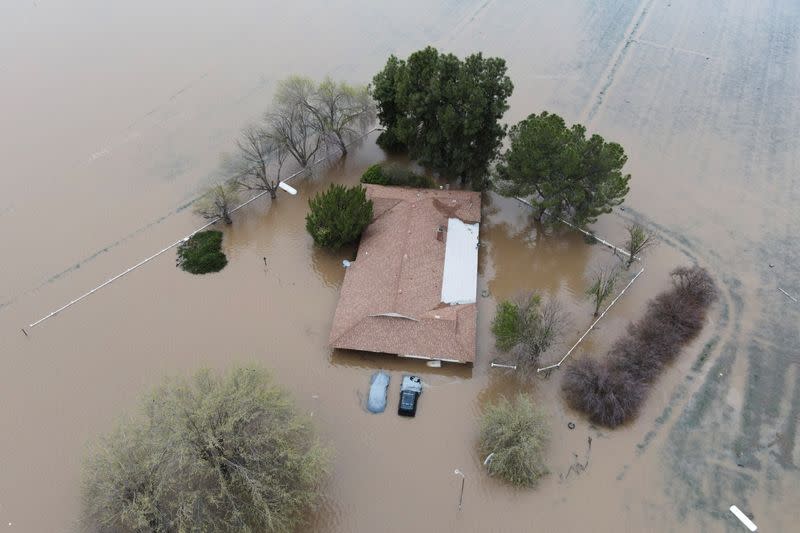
<box><xmin>624</xmin><ymin>223</ymin><xmax>655</xmax><ymax>268</ymax></box>
<box><xmin>267</xmin><ymin>77</ymin><xmax>322</xmax><ymax>168</ymax></box>
<box><xmin>586</xmin><ymin>266</ymin><xmax>619</xmax><ymax>317</ymax></box>
<box><xmin>194</xmin><ymin>182</ymin><xmax>240</xmax><ymax>225</ymax></box>
<box><xmin>226</xmin><ymin>125</ymin><xmax>287</xmax><ymax>203</ymax></box>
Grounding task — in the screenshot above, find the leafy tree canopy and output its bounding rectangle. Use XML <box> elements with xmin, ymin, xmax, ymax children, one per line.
<box><xmin>479</xmin><ymin>394</ymin><xmax>549</xmax><ymax>487</ymax></box>
<box><xmin>306</xmin><ymin>184</ymin><xmax>373</xmax><ymax>249</ymax></box>
<box><xmin>372</xmin><ymin>46</ymin><xmax>513</xmax><ymax>188</ymax></box>
<box><xmin>494</xmin><ymin>111</ymin><xmax>631</xmax><ymax>225</ymax></box>
<box><xmin>81</xmin><ymin>366</ymin><xmax>329</xmax><ymax>533</ymax></box>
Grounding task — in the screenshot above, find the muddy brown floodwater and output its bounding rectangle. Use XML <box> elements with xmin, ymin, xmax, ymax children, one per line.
<box><xmin>1</xmin><ymin>1</ymin><xmax>799</xmax><ymax>531</ymax></box>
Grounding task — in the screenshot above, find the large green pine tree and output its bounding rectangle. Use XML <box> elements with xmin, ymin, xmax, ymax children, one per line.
<box><xmin>495</xmin><ymin>111</ymin><xmax>631</xmax><ymax>225</ymax></box>
<box><xmin>372</xmin><ymin>46</ymin><xmax>513</xmax><ymax>188</ymax></box>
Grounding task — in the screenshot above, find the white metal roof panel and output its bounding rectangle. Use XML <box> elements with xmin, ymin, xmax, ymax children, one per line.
<box><xmin>440</xmin><ymin>218</ymin><xmax>479</xmax><ymax>305</ymax></box>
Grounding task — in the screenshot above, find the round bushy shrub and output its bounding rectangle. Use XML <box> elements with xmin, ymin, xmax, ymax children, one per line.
<box><xmin>176</xmin><ymin>230</ymin><xmax>227</xmax><ymax>274</ymax></box>
<box><xmin>479</xmin><ymin>394</ymin><xmax>549</xmax><ymax>487</ymax></box>
<box><xmin>361</xmin><ymin>163</ymin><xmax>391</xmax><ymax>185</ymax></box>
<box><xmin>81</xmin><ymin>366</ymin><xmax>329</xmax><ymax>533</ymax></box>
<box><xmin>306</xmin><ymin>184</ymin><xmax>373</xmax><ymax>249</ymax></box>
<box><xmin>561</xmin><ymin>358</ymin><xmax>645</xmax><ymax>428</ymax></box>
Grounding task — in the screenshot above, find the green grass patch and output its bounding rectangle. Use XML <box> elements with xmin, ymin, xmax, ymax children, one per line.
<box><xmin>176</xmin><ymin>230</ymin><xmax>227</xmax><ymax>274</ymax></box>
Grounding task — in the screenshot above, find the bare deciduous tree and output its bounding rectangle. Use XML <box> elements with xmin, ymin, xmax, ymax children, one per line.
<box><xmin>670</xmin><ymin>265</ymin><xmax>717</xmax><ymax>305</ymax></box>
<box><xmin>267</xmin><ymin>76</ymin><xmax>322</xmax><ymax>167</ymax></box>
<box><xmin>262</xmin><ymin>76</ymin><xmax>375</xmax><ymax>169</ymax></box>
<box><xmin>310</xmin><ymin>77</ymin><xmax>375</xmax><ymax>155</ymax></box>
<box><xmin>562</xmin><ymin>358</ymin><xmax>646</xmax><ymax>428</ymax></box>
<box><xmin>226</xmin><ymin>125</ymin><xmax>288</xmax><ymax>200</ymax></box>
<box><xmin>624</xmin><ymin>223</ymin><xmax>655</xmax><ymax>268</ymax></box>
<box><xmin>586</xmin><ymin>266</ymin><xmax>620</xmax><ymax>317</ymax></box>
<box><xmin>194</xmin><ymin>181</ymin><xmax>239</xmax><ymax>224</ymax></box>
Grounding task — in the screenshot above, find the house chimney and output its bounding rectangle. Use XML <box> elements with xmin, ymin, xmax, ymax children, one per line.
<box><xmin>436</xmin><ymin>225</ymin><xmax>445</xmax><ymax>242</ymax></box>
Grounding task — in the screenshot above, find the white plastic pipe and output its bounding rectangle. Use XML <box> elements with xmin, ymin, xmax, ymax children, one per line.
<box><xmin>537</xmin><ymin>266</ymin><xmax>645</xmax><ymax>373</ymax></box>
<box><xmin>729</xmin><ymin>505</ymin><xmax>757</xmax><ymax>531</ymax></box>
<box><xmin>512</xmin><ymin>196</ymin><xmax>639</xmax><ymax>261</ymax></box>
<box><xmin>278</xmin><ymin>181</ymin><xmax>298</xmax><ymax>195</ymax></box>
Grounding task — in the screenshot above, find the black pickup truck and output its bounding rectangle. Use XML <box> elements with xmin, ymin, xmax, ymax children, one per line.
<box><xmin>398</xmin><ymin>375</ymin><xmax>422</xmax><ymax>417</ymax></box>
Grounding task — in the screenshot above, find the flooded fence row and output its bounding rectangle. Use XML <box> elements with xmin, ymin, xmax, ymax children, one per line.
<box><xmin>537</xmin><ymin>266</ymin><xmax>645</xmax><ymax>373</ymax></box>
<box><xmin>510</xmin><ymin>197</ymin><xmax>647</xmax><ymax>374</ymax></box>
<box><xmin>25</xmin><ymin>127</ymin><xmax>382</xmax><ymax>332</ymax></box>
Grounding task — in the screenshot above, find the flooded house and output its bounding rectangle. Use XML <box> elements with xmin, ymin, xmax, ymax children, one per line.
<box><xmin>329</xmin><ymin>185</ymin><xmax>481</xmax><ymax>364</ymax></box>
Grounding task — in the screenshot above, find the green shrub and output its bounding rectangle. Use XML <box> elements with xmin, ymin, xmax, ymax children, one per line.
<box><xmin>491</xmin><ymin>300</ymin><xmax>522</xmax><ymax>351</ymax></box>
<box><xmin>479</xmin><ymin>394</ymin><xmax>549</xmax><ymax>487</ymax></box>
<box><xmin>361</xmin><ymin>163</ymin><xmax>391</xmax><ymax>185</ymax></box>
<box><xmin>403</xmin><ymin>172</ymin><xmax>436</xmax><ymax>189</ymax></box>
<box><xmin>306</xmin><ymin>184</ymin><xmax>373</xmax><ymax>249</ymax></box>
<box><xmin>491</xmin><ymin>293</ymin><xmax>566</xmax><ymax>379</ymax></box>
<box><xmin>360</xmin><ymin>162</ymin><xmax>436</xmax><ymax>188</ymax></box>
<box><xmin>176</xmin><ymin>230</ymin><xmax>227</xmax><ymax>274</ymax></box>
<box><xmin>376</xmin><ymin>130</ymin><xmax>407</xmax><ymax>153</ymax></box>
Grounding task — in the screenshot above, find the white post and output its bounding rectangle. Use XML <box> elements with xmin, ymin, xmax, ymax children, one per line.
<box><xmin>454</xmin><ymin>469</ymin><xmax>465</xmax><ymax>511</ymax></box>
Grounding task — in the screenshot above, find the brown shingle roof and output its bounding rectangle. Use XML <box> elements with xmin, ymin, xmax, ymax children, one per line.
<box><xmin>328</xmin><ymin>185</ymin><xmax>481</xmax><ymax>363</ymax></box>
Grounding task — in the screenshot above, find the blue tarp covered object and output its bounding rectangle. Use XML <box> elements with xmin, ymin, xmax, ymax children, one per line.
<box><xmin>367</xmin><ymin>371</ymin><xmax>390</xmax><ymax>413</ymax></box>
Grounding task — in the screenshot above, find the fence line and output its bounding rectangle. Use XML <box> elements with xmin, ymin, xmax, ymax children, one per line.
<box><xmin>27</xmin><ymin>127</ymin><xmax>381</xmax><ymax>329</ymax></box>
<box><xmin>505</xmin><ymin>196</ymin><xmax>646</xmax><ymax>373</ymax></box>
<box><xmin>778</xmin><ymin>287</ymin><xmax>798</xmax><ymax>303</ymax></box>
<box><xmin>512</xmin><ymin>197</ymin><xmax>640</xmax><ymax>261</ymax></box>
<box><xmin>537</xmin><ymin>266</ymin><xmax>645</xmax><ymax>373</ymax></box>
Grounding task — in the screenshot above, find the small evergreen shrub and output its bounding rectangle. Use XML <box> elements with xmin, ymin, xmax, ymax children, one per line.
<box><xmin>306</xmin><ymin>184</ymin><xmax>373</xmax><ymax>249</ymax></box>
<box><xmin>176</xmin><ymin>230</ymin><xmax>227</xmax><ymax>274</ymax></box>
<box><xmin>479</xmin><ymin>394</ymin><xmax>549</xmax><ymax>487</ymax></box>
<box><xmin>361</xmin><ymin>164</ymin><xmax>391</xmax><ymax>185</ymax></box>
<box><xmin>360</xmin><ymin>162</ymin><xmax>435</xmax><ymax>188</ymax></box>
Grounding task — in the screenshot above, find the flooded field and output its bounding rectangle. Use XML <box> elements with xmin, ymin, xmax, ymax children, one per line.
<box><xmin>1</xmin><ymin>1</ymin><xmax>798</xmax><ymax>531</ymax></box>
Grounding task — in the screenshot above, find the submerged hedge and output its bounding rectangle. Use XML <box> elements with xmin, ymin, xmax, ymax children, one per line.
<box><xmin>176</xmin><ymin>230</ymin><xmax>227</xmax><ymax>274</ymax></box>
<box><xmin>562</xmin><ymin>266</ymin><xmax>717</xmax><ymax>428</ymax></box>
<box><xmin>360</xmin><ymin>162</ymin><xmax>436</xmax><ymax>188</ymax></box>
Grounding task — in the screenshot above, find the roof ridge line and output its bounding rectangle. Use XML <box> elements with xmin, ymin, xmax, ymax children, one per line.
<box><xmin>370</xmin><ymin>196</ymin><xmax>402</xmax><ymax>222</ymax></box>
<box><xmin>390</xmin><ymin>200</ymin><xmax>415</xmax><ymax>311</ymax></box>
